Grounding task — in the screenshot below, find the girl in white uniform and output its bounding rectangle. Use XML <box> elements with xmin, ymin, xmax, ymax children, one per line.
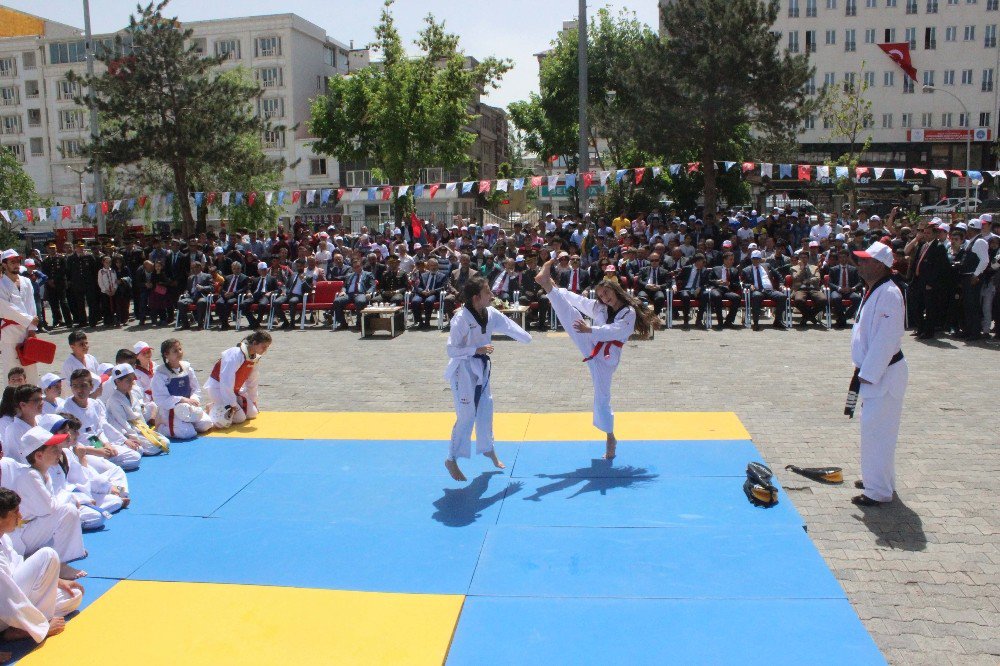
<box><xmin>444</xmin><ymin>275</ymin><xmax>532</xmax><ymax>481</ymax></box>
<box><xmin>535</xmin><ymin>259</ymin><xmax>655</xmax><ymax>459</ymax></box>
<box><xmin>0</xmin><ymin>488</ymin><xmax>82</xmax><ymax>644</ymax></box>
<box><xmin>61</xmin><ymin>369</ymin><xmax>142</xmax><ymax>472</ymax></box>
<box><xmin>204</xmin><ymin>331</ymin><xmax>272</xmax><ymax>428</ymax></box>
<box><xmin>152</xmin><ymin>339</ymin><xmax>213</xmax><ymax>440</ymax></box>
<box><xmin>105</xmin><ymin>364</ymin><xmax>169</xmax><ymax>455</ymax></box>
<box><xmin>40</xmin><ymin>373</ymin><xmax>65</xmax><ymax>415</ymax></box>
<box><xmin>12</xmin><ymin>426</ymin><xmax>87</xmax><ymax>579</ymax></box>
<box><xmin>132</xmin><ymin>341</ymin><xmax>158</xmax><ymax>421</ymax></box>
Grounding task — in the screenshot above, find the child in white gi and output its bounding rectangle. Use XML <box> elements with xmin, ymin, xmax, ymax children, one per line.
<box><xmin>535</xmin><ymin>259</ymin><xmax>654</xmax><ymax>459</ymax></box>
<box><xmin>0</xmin><ymin>488</ymin><xmax>82</xmax><ymax>644</ymax></box>
<box><xmin>40</xmin><ymin>373</ymin><xmax>65</xmax><ymax>415</ymax></box>
<box><xmin>152</xmin><ymin>339</ymin><xmax>213</xmax><ymax>440</ymax></box>
<box><xmin>2</xmin><ymin>384</ymin><xmax>45</xmax><ymax>464</ymax></box>
<box><xmin>61</xmin><ymin>370</ymin><xmax>142</xmax><ymax>472</ymax></box>
<box><xmin>12</xmin><ymin>426</ymin><xmax>88</xmax><ymax>579</ymax></box>
<box><xmin>60</xmin><ymin>330</ymin><xmax>99</xmax><ymax>388</ymax></box>
<box><xmin>132</xmin><ymin>341</ymin><xmax>158</xmax><ymax>421</ymax></box>
<box><xmin>204</xmin><ymin>331</ymin><xmax>272</xmax><ymax>428</ymax></box>
<box><xmin>444</xmin><ymin>275</ymin><xmax>531</xmax><ymax>481</ymax></box>
<box><xmin>39</xmin><ymin>413</ymin><xmax>128</xmax><ymax>515</ymax></box>
<box><xmin>105</xmin><ymin>364</ymin><xmax>169</xmax><ymax>455</ymax></box>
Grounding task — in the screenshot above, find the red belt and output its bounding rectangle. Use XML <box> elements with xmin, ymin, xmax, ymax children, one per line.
<box><xmin>583</xmin><ymin>340</ymin><xmax>623</xmax><ymax>362</ymax></box>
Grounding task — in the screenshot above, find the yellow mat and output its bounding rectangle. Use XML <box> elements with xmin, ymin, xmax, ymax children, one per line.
<box><xmin>23</xmin><ymin>581</ymin><xmax>463</xmax><ymax>666</ymax></box>
<box><xmin>207</xmin><ymin>411</ymin><xmax>750</xmax><ymax>441</ymax></box>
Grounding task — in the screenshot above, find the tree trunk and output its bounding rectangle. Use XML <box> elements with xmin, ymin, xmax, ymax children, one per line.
<box><xmin>702</xmin><ymin>144</ymin><xmax>717</xmax><ymax>219</ymax></box>
<box><xmin>172</xmin><ymin>162</ymin><xmax>194</xmax><ymax>237</ymax></box>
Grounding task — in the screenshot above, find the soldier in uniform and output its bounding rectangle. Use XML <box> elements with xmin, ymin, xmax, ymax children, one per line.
<box><xmin>65</xmin><ymin>241</ymin><xmax>97</xmax><ymax>328</ymax></box>
<box><xmin>41</xmin><ymin>242</ymin><xmax>72</xmax><ymax>328</ymax></box>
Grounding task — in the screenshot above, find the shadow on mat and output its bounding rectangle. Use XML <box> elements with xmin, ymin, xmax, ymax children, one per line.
<box><xmin>432</xmin><ymin>472</ymin><xmax>523</xmax><ymax>528</ymax></box>
<box><xmin>854</xmin><ymin>496</ymin><xmax>927</xmax><ymax>551</ymax></box>
<box><xmin>523</xmin><ymin>459</ymin><xmax>658</xmax><ymax>502</ymax></box>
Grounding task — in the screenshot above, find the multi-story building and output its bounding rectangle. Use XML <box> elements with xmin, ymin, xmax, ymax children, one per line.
<box><xmin>0</xmin><ymin>5</ymin><xmax>349</xmax><ymax>223</ymax></box>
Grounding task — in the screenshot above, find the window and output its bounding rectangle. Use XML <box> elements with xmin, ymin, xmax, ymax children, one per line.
<box><xmin>941</xmin><ymin>112</ymin><xmax>953</xmax><ymax>127</ymax></box>
<box><xmin>844</xmin><ymin>72</ymin><xmax>857</xmax><ymax>91</ymax></box>
<box><xmin>823</xmin><ymin>72</ymin><xmax>836</xmax><ymax>88</ymax></box>
<box><xmin>804</xmin><ymin>115</ymin><xmax>816</xmax><ymax>130</ymax></box>
<box><xmin>255</xmin><ymin>36</ymin><xmax>282</xmax><ymax>58</ymax></box>
<box><xmin>906</xmin><ymin>0</ymin><xmax>918</xmax><ymax>10</ymax></box>
<box><xmin>807</xmin><ymin>0</ymin><xmax>818</xmax><ymax>15</ymax></box>
<box><xmin>944</xmin><ymin>70</ymin><xmax>955</xmax><ymax>84</ymax></box>
<box><xmin>905</xmin><ymin>27</ymin><xmax>917</xmax><ymax>49</ymax></box>
<box><xmin>885</xmin><ymin>28</ymin><xmax>896</xmax><ymax>42</ymax></box>
<box><xmin>989</xmin><ymin>0</ymin><xmax>999</xmax><ymax>9</ymax></box>
<box><xmin>59</xmin><ymin>110</ymin><xmax>84</xmax><ymax>130</ymax></box>
<box><xmin>29</xmin><ymin>137</ymin><xmax>42</xmax><ymax>157</ymax></box>
<box><xmin>1</xmin><ymin>115</ymin><xmax>22</xmax><ymax>134</ymax></box>
<box><xmin>946</xmin><ymin>26</ymin><xmax>957</xmax><ymax>41</ymax></box>
<box><xmin>826</xmin><ymin>29</ymin><xmax>837</xmax><ymax>44</ymax></box>
<box><xmin>309</xmin><ymin>158</ymin><xmax>327</xmax><ymax>176</ymax></box>
<box><xmin>788</xmin><ymin>31</ymin><xmax>800</xmax><ymax>52</ymax></box>
<box><xmin>323</xmin><ymin>47</ymin><xmax>337</xmax><ymax>68</ymax></box>
<box><xmin>191</xmin><ymin>38</ymin><xmax>207</xmax><ymax>55</ymax></box>
<box><xmin>886</xmin><ymin>0</ymin><xmax>897</xmax><ymax>5</ymax></box>
<box><xmin>903</xmin><ymin>77</ymin><xmax>915</xmax><ymax>93</ymax></box>
<box><xmin>959</xmin><ymin>113</ymin><xmax>969</xmax><ymax>127</ymax></box>
<box><xmin>845</xmin><ymin>29</ymin><xmax>856</xmax><ymax>51</ymax></box>
<box><xmin>927</xmin><ymin>0</ymin><xmax>938</xmax><ymax>10</ymax></box>
<box><xmin>980</xmin><ymin>112</ymin><xmax>992</xmax><ymax>126</ymax></box>
<box><xmin>47</xmin><ymin>41</ymin><xmax>87</xmax><ymax>65</ymax></box>
<box><xmin>862</xmin><ymin>115</ymin><xmax>874</xmax><ymax>128</ymax></box>
<box><xmin>826</xmin><ymin>0</ymin><xmax>836</xmax><ymax>8</ymax></box>
<box><xmin>0</xmin><ymin>58</ymin><xmax>16</xmax><ymax>79</ymax></box>
<box><xmin>965</xmin><ymin>25</ymin><xmax>976</xmax><ymax>41</ymax></box>
<box><xmin>823</xmin><ymin>116</ymin><xmax>833</xmax><ymax>129</ymax></box>
<box><xmin>214</xmin><ymin>39</ymin><xmax>241</xmax><ymax>60</ymax></box>
<box><xmin>259</xmin><ymin>97</ymin><xmax>283</xmax><ymax>119</ymax></box>
<box><xmin>986</xmin><ymin>25</ymin><xmax>997</xmax><ymax>47</ymax></box>
<box><xmin>261</xmin><ymin>129</ymin><xmax>284</xmax><ymax>149</ymax></box>
<box><xmin>921</xmin><ymin>112</ymin><xmax>933</xmax><ymax>127</ymax></box>
<box><xmin>948</xmin><ymin>0</ymin><xmax>958</xmax><ymax>4</ymax></box>
<box><xmin>56</xmin><ymin>80</ymin><xmax>79</xmax><ymax>101</ymax></box>
<box><xmin>865</xmin><ymin>28</ymin><xmax>876</xmax><ymax>43</ymax></box>
<box><xmin>902</xmin><ymin>113</ymin><xmax>913</xmax><ymax>127</ymax></box>
<box><xmin>24</xmin><ymin>81</ymin><xmax>38</xmax><ymax>98</ymax></box>
<box><xmin>962</xmin><ymin>69</ymin><xmax>973</xmax><ymax>84</ymax></box>
<box><xmin>3</xmin><ymin>144</ymin><xmax>24</xmax><ymax>163</ymax></box>
<box><xmin>0</xmin><ymin>87</ymin><xmax>17</xmax><ymax>106</ymax></box>
<box><xmin>806</xmin><ymin>30</ymin><xmax>816</xmax><ymax>53</ymax></box>
<box><xmin>866</xmin><ymin>0</ymin><xmax>876</xmax><ymax>6</ymax></box>
<box><xmin>789</xmin><ymin>0</ymin><xmax>800</xmax><ymax>16</ymax></box>
<box><xmin>61</xmin><ymin>139</ymin><xmax>83</xmax><ymax>158</ymax></box>
<box><xmin>923</xmin><ymin>70</ymin><xmax>935</xmax><ymax>87</ymax></box>
<box><xmin>27</xmin><ymin>109</ymin><xmax>41</xmax><ymax>126</ymax></box>
<box><xmin>884</xmin><ymin>71</ymin><xmax>895</xmax><ymax>86</ymax></box>
<box><xmin>846</xmin><ymin>0</ymin><xmax>857</xmax><ymax>14</ymax></box>
<box><xmin>925</xmin><ymin>27</ymin><xmax>936</xmax><ymax>49</ymax></box>
<box><xmin>804</xmin><ymin>75</ymin><xmax>817</xmax><ymax>94</ymax></box>
<box><xmin>864</xmin><ymin>71</ymin><xmax>876</xmax><ymax>87</ymax></box>
<box><xmin>256</xmin><ymin>67</ymin><xmax>282</xmax><ymax>88</ymax></box>
<box><xmin>983</xmin><ymin>68</ymin><xmax>995</xmax><ymax>91</ymax></box>
<box><xmin>21</xmin><ymin>52</ymin><xmax>35</xmax><ymax>70</ymax></box>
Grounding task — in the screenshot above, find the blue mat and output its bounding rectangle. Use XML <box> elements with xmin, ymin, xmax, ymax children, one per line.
<box><xmin>510</xmin><ymin>440</ymin><xmax>761</xmax><ymax>478</ymax></box>
<box><xmin>212</xmin><ymin>469</ymin><xmax>518</xmax><ymax>528</ymax></box>
<box><xmin>468</xmin><ymin>525</ymin><xmax>845</xmax><ymax>599</ymax></box>
<box><xmin>129</xmin><ymin>519</ymin><xmax>488</xmax><ymax>595</ymax></box>
<box><xmin>447</xmin><ymin>597</ymin><xmax>886</xmax><ymax>665</ymax></box>
<box><xmin>80</xmin><ymin>513</ymin><xmax>205</xmax><ymax>579</ymax></box>
<box><xmin>497</xmin><ymin>473</ymin><xmax>805</xmax><ymax>528</ymax></box>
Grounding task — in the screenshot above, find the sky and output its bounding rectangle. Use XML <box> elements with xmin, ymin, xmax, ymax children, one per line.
<box><xmin>5</xmin><ymin>0</ymin><xmax>659</xmax><ymax>109</ymax></box>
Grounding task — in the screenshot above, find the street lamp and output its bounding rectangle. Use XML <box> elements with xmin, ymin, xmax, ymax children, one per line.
<box><xmin>82</xmin><ymin>0</ymin><xmax>105</xmax><ymax>233</ymax></box>
<box><xmin>923</xmin><ymin>84</ymin><xmax>971</xmax><ymax>214</ymax></box>
<box><xmin>578</xmin><ymin>0</ymin><xmax>588</xmax><ymax>216</ymax></box>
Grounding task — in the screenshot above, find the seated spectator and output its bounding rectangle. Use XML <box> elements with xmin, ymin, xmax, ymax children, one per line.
<box><xmin>827</xmin><ymin>249</ymin><xmax>863</xmax><ymax>328</ymax></box>
<box><xmin>410</xmin><ymin>258</ymin><xmax>448</xmax><ymax>329</ymax></box>
<box><xmin>790</xmin><ymin>250</ymin><xmax>827</xmax><ymax>326</ymax></box>
<box><xmin>177</xmin><ymin>261</ymin><xmax>214</xmax><ymax>330</ymax></box>
<box><xmin>332</xmin><ymin>259</ymin><xmax>374</xmax><ymax>331</ymax></box>
<box><xmin>742</xmin><ymin>250</ymin><xmax>789</xmax><ymax>331</ymax></box>
<box><xmin>637</xmin><ymin>253</ymin><xmax>670</xmax><ymax>314</ymax></box>
<box><xmin>709</xmin><ymin>251</ymin><xmax>742</xmax><ymax>329</ymax></box>
<box><xmin>675</xmin><ymin>253</ymin><xmax>709</xmax><ymax>327</ymax></box>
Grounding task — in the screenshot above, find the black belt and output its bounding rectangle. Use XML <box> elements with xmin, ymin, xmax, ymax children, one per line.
<box><xmin>889</xmin><ymin>350</ymin><xmax>904</xmax><ymax>366</ymax></box>
<box><xmin>844</xmin><ymin>350</ymin><xmax>903</xmax><ymax>418</ymax></box>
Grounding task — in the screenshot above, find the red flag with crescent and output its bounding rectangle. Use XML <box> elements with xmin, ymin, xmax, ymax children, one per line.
<box><xmin>61</xmin><ymin>206</ymin><xmax>71</xmax><ymax>220</ymax></box>
<box><xmin>429</xmin><ymin>184</ymin><xmax>441</xmax><ymax>199</ymax></box>
<box><xmin>530</xmin><ymin>176</ymin><xmax>543</xmax><ymax>188</ymax></box>
<box><xmin>291</xmin><ymin>190</ymin><xmax>301</xmax><ymax>204</ymax></box>
<box><xmin>878</xmin><ymin>43</ymin><xmax>917</xmax><ymax>81</ymax></box>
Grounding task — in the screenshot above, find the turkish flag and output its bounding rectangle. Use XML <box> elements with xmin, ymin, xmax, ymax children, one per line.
<box><xmin>530</xmin><ymin>176</ymin><xmax>543</xmax><ymax>188</ymax></box>
<box><xmin>878</xmin><ymin>43</ymin><xmax>917</xmax><ymax>81</ymax></box>
<box><xmin>478</xmin><ymin>180</ymin><xmax>491</xmax><ymax>194</ymax></box>
<box><xmin>912</xmin><ymin>168</ymin><xmax>927</xmax><ymax>175</ymax></box>
<box><xmin>742</xmin><ymin>161</ymin><xmax>756</xmax><ymax>173</ymax></box>
<box><xmin>381</xmin><ymin>186</ymin><xmax>392</xmax><ymax>201</ymax></box>
<box><xmin>582</xmin><ymin>172</ymin><xmax>594</xmax><ymax>189</ymax></box>
<box><xmin>207</xmin><ymin>192</ymin><xmax>217</xmax><ymax>205</ymax></box>
<box><xmin>856</xmin><ymin>166</ymin><xmax>871</xmax><ymax>178</ymax></box>
<box><xmin>61</xmin><ymin>206</ymin><xmax>71</xmax><ymax>220</ymax></box>
<box><xmin>100</xmin><ymin>201</ymin><xmax>109</xmax><ymax>215</ymax></box>
<box><xmin>291</xmin><ymin>190</ymin><xmax>301</xmax><ymax>203</ymax></box>
<box><xmin>687</xmin><ymin>162</ymin><xmax>700</xmax><ymax>174</ymax></box>
<box><xmin>138</xmin><ymin>195</ymin><xmax>148</xmax><ymax>209</ymax></box>
<box><xmin>797</xmin><ymin>165</ymin><xmax>812</xmax><ymax>181</ymax></box>
<box><xmin>429</xmin><ymin>184</ymin><xmax>440</xmax><ymax>199</ymax></box>
<box><xmin>25</xmin><ymin>209</ymin><xmax>33</xmax><ymax>223</ymax></box>
<box><xmin>410</xmin><ymin>212</ymin><xmax>424</xmax><ymax>240</ymax></box>
<box><xmin>248</xmin><ymin>192</ymin><xmax>257</xmax><ymax>207</ymax></box>
<box><xmin>634</xmin><ymin>167</ymin><xmax>646</xmax><ymax>184</ymax></box>
<box><xmin>336</xmin><ymin>188</ymin><xmax>345</xmax><ymax>201</ymax></box>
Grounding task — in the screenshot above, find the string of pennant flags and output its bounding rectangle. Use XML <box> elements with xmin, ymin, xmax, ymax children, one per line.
<box><xmin>2</xmin><ymin>160</ymin><xmax>995</xmax><ymax>227</ymax></box>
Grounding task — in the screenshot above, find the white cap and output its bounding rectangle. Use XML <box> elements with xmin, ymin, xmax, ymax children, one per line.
<box><xmin>111</xmin><ymin>363</ymin><xmax>135</xmax><ymax>381</ymax></box>
<box><xmin>23</xmin><ymin>258</ymin><xmax>35</xmax><ymax>267</ymax></box>
<box><xmin>835</xmin><ymin>233</ymin><xmax>846</xmax><ymax>241</ymax></box>
<box><xmin>515</xmin><ymin>254</ymin><xmax>525</xmax><ymax>262</ymax></box>
<box><xmin>869</xmin><ymin>215</ymin><xmax>881</xmax><ymax>222</ymax></box>
<box><xmin>809</xmin><ymin>240</ymin><xmax>820</xmax><ymax>247</ymax></box>
<box><xmin>748</xmin><ymin>243</ymin><xmax>758</xmax><ymax>250</ymax></box>
<box><xmin>930</xmin><ymin>217</ymin><xmax>943</xmax><ymax>226</ymax></box>
<box><xmin>854</xmin><ymin>241</ymin><xmax>894</xmax><ymax>268</ymax></box>
<box><xmin>37</xmin><ymin>413</ymin><xmax>67</xmax><ymax>434</ymax></box>
<box><xmin>751</xmin><ymin>210</ymin><xmax>758</xmax><ymax>216</ymax></box>
<box><xmin>39</xmin><ymin>372</ymin><xmax>62</xmax><ymax>390</ymax></box>
<box><xmin>968</xmin><ymin>219</ymin><xmax>984</xmax><ymax>229</ymax></box>
<box><xmin>955</xmin><ymin>222</ymin><xmax>968</xmax><ymax>230</ymax></box>
<box><xmin>1</xmin><ymin>249</ymin><xmax>20</xmax><ymax>262</ymax></box>
<box><xmin>98</xmin><ymin>363</ymin><xmax>114</xmax><ymax>376</ymax></box>
<box><xmin>937</xmin><ymin>223</ymin><xmax>950</xmax><ymax>233</ymax></box>
<box><xmin>791</xmin><ymin>212</ymin><xmax>799</xmax><ymax>218</ymax></box>
<box><xmin>19</xmin><ymin>426</ymin><xmax>68</xmax><ymax>459</ymax></box>
<box><xmin>980</xmin><ymin>213</ymin><xmax>993</xmax><ymax>223</ymax></box>
<box><xmin>558</xmin><ymin>251</ymin><xmax>570</xmax><ymax>258</ymax></box>
<box><xmin>750</xmin><ymin>250</ymin><xmax>763</xmax><ymax>259</ymax></box>
<box><xmin>257</xmin><ymin>261</ymin><xmax>268</xmax><ymax>271</ymax></box>
<box><xmin>413</xmin><ymin>243</ymin><xmax>422</xmax><ymax>249</ymax></box>
<box><xmin>213</xmin><ymin>246</ymin><xmax>224</xmax><ymax>254</ymax></box>
<box><xmin>133</xmin><ymin>341</ymin><xmax>152</xmax><ymax>355</ymax></box>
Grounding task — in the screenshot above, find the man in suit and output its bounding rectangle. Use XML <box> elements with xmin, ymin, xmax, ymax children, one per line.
<box><xmin>519</xmin><ymin>253</ymin><xmax>550</xmax><ymax>331</ymax></box>
<box><xmin>444</xmin><ymin>253</ymin><xmax>475</xmax><ymax>313</ymax></box>
<box><xmin>827</xmin><ymin>249</ymin><xmax>864</xmax><ymax>328</ymax></box>
<box><xmin>332</xmin><ymin>258</ymin><xmax>373</xmax><ymax>331</ymax></box>
<box><xmin>273</xmin><ymin>258</ymin><xmax>314</xmax><ymax>329</ymax></box>
<box><xmin>675</xmin><ymin>253</ymin><xmax>709</xmax><ymax>327</ymax></box>
<box><xmin>410</xmin><ymin>257</ymin><xmax>448</xmax><ymax>328</ymax></box>
<box><xmin>215</xmin><ymin>261</ymin><xmax>251</xmax><ymax>330</ymax></box>
<box><xmin>166</xmin><ymin>240</ymin><xmax>191</xmax><ymax>320</ymax></box>
<box><xmin>177</xmin><ymin>261</ymin><xmax>215</xmax><ymax>330</ymax></box>
<box><xmin>557</xmin><ymin>255</ymin><xmax>590</xmax><ymax>294</ymax></box>
<box><xmin>637</xmin><ymin>252</ymin><xmax>671</xmax><ymax>315</ymax></box>
<box><xmin>709</xmin><ymin>251</ymin><xmax>742</xmax><ymax>328</ymax></box>
<box><xmin>245</xmin><ymin>261</ymin><xmax>280</xmax><ymax>329</ymax></box>
<box><xmin>489</xmin><ymin>258</ymin><xmax>520</xmax><ymax>301</ymax></box>
<box><xmin>790</xmin><ymin>250</ymin><xmax>827</xmax><ymax>326</ymax></box>
<box><xmin>742</xmin><ymin>250</ymin><xmax>789</xmax><ymax>330</ymax></box>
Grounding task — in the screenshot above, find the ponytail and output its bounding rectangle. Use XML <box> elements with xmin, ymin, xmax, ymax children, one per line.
<box><xmin>596</xmin><ymin>278</ymin><xmax>658</xmax><ymax>339</ymax></box>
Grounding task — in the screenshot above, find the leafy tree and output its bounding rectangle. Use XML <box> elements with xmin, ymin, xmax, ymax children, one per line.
<box><xmin>626</xmin><ymin>0</ymin><xmax>813</xmax><ymax>216</ymax></box>
<box><xmin>69</xmin><ymin>0</ymin><xmax>284</xmax><ymax>235</ymax></box>
<box><xmin>820</xmin><ymin>62</ymin><xmax>873</xmax><ymax>210</ymax></box>
<box><xmin>0</xmin><ymin>148</ymin><xmax>39</xmax><ymax>248</ymax></box>
<box><xmin>309</xmin><ymin>0</ymin><xmax>510</xmax><ymax>221</ymax></box>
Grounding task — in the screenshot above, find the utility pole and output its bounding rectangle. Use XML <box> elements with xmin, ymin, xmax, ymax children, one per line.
<box><xmin>83</xmin><ymin>0</ymin><xmax>105</xmax><ymax>233</ymax></box>
<box><xmin>577</xmin><ymin>0</ymin><xmax>589</xmax><ymax>216</ymax></box>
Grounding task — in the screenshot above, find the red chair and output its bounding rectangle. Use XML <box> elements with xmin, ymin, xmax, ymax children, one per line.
<box><xmin>303</xmin><ymin>280</ymin><xmax>341</xmax><ymax>329</ymax></box>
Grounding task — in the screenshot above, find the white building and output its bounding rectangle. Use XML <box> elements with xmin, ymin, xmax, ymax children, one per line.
<box><xmin>0</xmin><ymin>6</ymin><xmax>349</xmax><ymax>222</ymax></box>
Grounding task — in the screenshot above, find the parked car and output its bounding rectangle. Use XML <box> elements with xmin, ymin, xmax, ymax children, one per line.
<box><xmin>977</xmin><ymin>199</ymin><xmax>1000</xmax><ymax>213</ymax></box>
<box><xmin>920</xmin><ymin>197</ymin><xmax>982</xmax><ymax>214</ymax></box>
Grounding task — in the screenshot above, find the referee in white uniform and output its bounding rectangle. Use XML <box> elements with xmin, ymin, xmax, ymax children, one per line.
<box><xmin>848</xmin><ymin>241</ymin><xmax>908</xmax><ymax>506</ymax></box>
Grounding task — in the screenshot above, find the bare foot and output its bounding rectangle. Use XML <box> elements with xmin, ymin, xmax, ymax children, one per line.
<box><xmin>483</xmin><ymin>449</ymin><xmax>506</xmax><ymax>470</ymax></box>
<box><xmin>604</xmin><ymin>434</ymin><xmax>617</xmax><ymax>460</ymax></box>
<box><xmin>59</xmin><ymin>563</ymin><xmax>87</xmax><ymax>580</ymax></box>
<box><xmin>46</xmin><ymin>617</ymin><xmax>66</xmax><ymax>637</ymax></box>
<box><xmin>445</xmin><ymin>458</ymin><xmax>467</xmax><ymax>482</ymax></box>
<box><xmin>2</xmin><ymin>627</ymin><xmax>30</xmax><ymax>641</ymax></box>
<box><xmin>535</xmin><ymin>259</ymin><xmax>555</xmax><ymax>293</ymax></box>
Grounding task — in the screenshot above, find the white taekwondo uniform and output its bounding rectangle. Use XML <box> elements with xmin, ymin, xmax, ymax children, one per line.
<box><xmin>0</xmin><ymin>535</ymin><xmax>81</xmax><ymax>643</ymax></box>
<box><xmin>0</xmin><ymin>273</ymin><xmax>39</xmax><ymax>385</ymax></box>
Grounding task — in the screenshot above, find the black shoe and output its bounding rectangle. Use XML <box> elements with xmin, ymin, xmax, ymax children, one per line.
<box><xmin>752</xmin><ymin>322</ymin><xmax>760</xmax><ymax>331</ymax></box>
<box><xmin>851</xmin><ymin>494</ymin><xmax>887</xmax><ymax>507</ymax></box>
<box><xmin>854</xmin><ymin>480</ymin><xmax>864</xmax><ymax>489</ymax></box>
<box><xmin>772</xmin><ymin>321</ymin><xmax>788</xmax><ymax>330</ymax></box>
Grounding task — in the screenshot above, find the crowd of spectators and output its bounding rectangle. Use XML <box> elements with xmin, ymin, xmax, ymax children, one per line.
<box><xmin>17</xmin><ymin>205</ymin><xmax>1000</xmax><ymax>339</ymax></box>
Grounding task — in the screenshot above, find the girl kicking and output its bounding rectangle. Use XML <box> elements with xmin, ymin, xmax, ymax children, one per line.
<box><xmin>444</xmin><ymin>275</ymin><xmax>531</xmax><ymax>481</ymax></box>
<box><xmin>535</xmin><ymin>258</ymin><xmax>654</xmax><ymax>459</ymax></box>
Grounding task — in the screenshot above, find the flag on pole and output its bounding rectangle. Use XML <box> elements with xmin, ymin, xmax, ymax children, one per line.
<box><xmin>878</xmin><ymin>43</ymin><xmax>918</xmax><ymax>81</ymax></box>
<box><xmin>410</xmin><ymin>212</ymin><xmax>424</xmax><ymax>240</ymax></box>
